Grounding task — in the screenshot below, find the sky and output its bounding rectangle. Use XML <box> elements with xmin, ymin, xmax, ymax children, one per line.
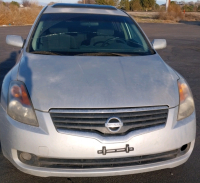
<box><xmin>3</xmin><ymin>0</ymin><xmax>197</xmax><ymax>6</ymax></box>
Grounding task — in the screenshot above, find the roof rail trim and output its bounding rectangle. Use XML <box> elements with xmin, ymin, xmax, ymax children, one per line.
<box><xmin>51</xmin><ymin>3</ymin><xmax>117</xmax><ymax>10</ymax></box>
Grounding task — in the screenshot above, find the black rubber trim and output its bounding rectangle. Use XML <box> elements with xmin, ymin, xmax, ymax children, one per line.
<box><xmin>18</xmin><ymin>149</ymin><xmax>180</xmax><ymax>169</ymax></box>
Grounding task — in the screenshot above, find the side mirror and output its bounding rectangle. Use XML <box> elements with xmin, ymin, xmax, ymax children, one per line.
<box><xmin>6</xmin><ymin>35</ymin><xmax>24</xmax><ymax>48</ymax></box>
<box><xmin>151</xmin><ymin>39</ymin><xmax>167</xmax><ymax>50</ymax></box>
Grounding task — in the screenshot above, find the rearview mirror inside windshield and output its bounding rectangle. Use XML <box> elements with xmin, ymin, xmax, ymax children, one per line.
<box><xmin>81</xmin><ymin>22</ymin><xmax>99</xmax><ymax>26</ymax></box>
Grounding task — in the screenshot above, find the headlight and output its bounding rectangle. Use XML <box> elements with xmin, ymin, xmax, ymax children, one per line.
<box><xmin>7</xmin><ymin>81</ymin><xmax>38</xmax><ymax>126</ymax></box>
<box><xmin>177</xmin><ymin>78</ymin><xmax>195</xmax><ymax>121</ymax></box>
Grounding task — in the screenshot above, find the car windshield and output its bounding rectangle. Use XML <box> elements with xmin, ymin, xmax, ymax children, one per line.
<box><xmin>27</xmin><ymin>13</ymin><xmax>154</xmax><ymax>56</ymax></box>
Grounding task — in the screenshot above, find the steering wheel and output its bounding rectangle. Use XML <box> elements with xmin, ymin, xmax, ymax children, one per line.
<box><xmin>126</xmin><ymin>39</ymin><xmax>143</xmax><ymax>47</ymax></box>
<box><xmin>101</xmin><ymin>37</ymin><xmax>127</xmax><ymax>47</ymax></box>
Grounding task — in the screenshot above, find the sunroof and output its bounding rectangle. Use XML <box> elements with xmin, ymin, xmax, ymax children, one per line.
<box><xmin>52</xmin><ymin>3</ymin><xmax>117</xmax><ymax>10</ymax></box>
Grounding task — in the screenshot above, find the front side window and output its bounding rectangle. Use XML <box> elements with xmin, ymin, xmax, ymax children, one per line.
<box><xmin>28</xmin><ymin>13</ymin><xmax>154</xmax><ymax>56</ymax></box>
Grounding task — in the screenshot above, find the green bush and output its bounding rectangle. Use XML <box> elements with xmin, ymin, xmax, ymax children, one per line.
<box><xmin>182</xmin><ymin>5</ymin><xmax>195</xmax><ymax>12</ymax></box>
<box><xmin>197</xmin><ymin>5</ymin><xmax>200</xmax><ymax>12</ymax></box>
<box><xmin>10</xmin><ymin>1</ymin><xmax>19</xmax><ymax>7</ymax></box>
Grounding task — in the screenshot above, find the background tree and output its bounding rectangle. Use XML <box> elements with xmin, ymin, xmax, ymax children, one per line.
<box><xmin>78</xmin><ymin>0</ymin><xmax>95</xmax><ymax>4</ymax></box>
<box><xmin>154</xmin><ymin>3</ymin><xmax>160</xmax><ymax>10</ymax></box>
<box><xmin>22</xmin><ymin>0</ymin><xmax>30</xmax><ymax>7</ymax></box>
<box><xmin>170</xmin><ymin>1</ymin><xmax>176</xmax><ymax>5</ymax></box>
<box><xmin>130</xmin><ymin>0</ymin><xmax>142</xmax><ymax>11</ymax></box>
<box><xmin>120</xmin><ymin>0</ymin><xmax>130</xmax><ymax>10</ymax></box>
<box><xmin>95</xmin><ymin>0</ymin><xmax>117</xmax><ymax>6</ymax></box>
<box><xmin>125</xmin><ymin>0</ymin><xmax>130</xmax><ymax>10</ymax></box>
<box><xmin>113</xmin><ymin>0</ymin><xmax>119</xmax><ymax>6</ymax></box>
<box><xmin>140</xmin><ymin>0</ymin><xmax>155</xmax><ymax>11</ymax></box>
<box><xmin>198</xmin><ymin>5</ymin><xmax>200</xmax><ymax>12</ymax></box>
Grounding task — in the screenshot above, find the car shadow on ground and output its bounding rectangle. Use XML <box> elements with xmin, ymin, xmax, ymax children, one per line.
<box><xmin>0</xmin><ymin>51</ymin><xmax>19</xmax><ymax>154</ymax></box>
<box><xmin>0</xmin><ymin>51</ymin><xmax>19</xmax><ymax>93</ymax></box>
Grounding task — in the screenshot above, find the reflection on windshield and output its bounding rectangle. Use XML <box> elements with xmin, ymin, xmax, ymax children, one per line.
<box><xmin>28</xmin><ymin>13</ymin><xmax>154</xmax><ymax>56</ymax></box>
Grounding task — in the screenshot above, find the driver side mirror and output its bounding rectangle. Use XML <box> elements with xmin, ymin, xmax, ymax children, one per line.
<box><xmin>6</xmin><ymin>35</ymin><xmax>24</xmax><ymax>48</ymax></box>
<box><xmin>151</xmin><ymin>39</ymin><xmax>167</xmax><ymax>50</ymax></box>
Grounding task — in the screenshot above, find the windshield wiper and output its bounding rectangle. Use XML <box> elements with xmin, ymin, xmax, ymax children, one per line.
<box><xmin>75</xmin><ymin>52</ymin><xmax>132</xmax><ymax>56</ymax></box>
<box><xmin>30</xmin><ymin>51</ymin><xmax>62</xmax><ymax>55</ymax></box>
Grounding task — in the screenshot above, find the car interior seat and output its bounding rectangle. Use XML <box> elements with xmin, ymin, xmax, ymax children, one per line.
<box><xmin>40</xmin><ymin>27</ymin><xmax>77</xmax><ymax>51</ymax></box>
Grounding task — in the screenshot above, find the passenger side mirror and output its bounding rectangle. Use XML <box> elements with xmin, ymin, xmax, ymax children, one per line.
<box><xmin>151</xmin><ymin>39</ymin><xmax>167</xmax><ymax>50</ymax></box>
<box><xmin>6</xmin><ymin>35</ymin><xmax>24</xmax><ymax>48</ymax></box>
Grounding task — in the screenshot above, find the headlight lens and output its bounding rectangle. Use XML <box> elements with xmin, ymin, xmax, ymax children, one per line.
<box><xmin>177</xmin><ymin>79</ymin><xmax>195</xmax><ymax>121</ymax></box>
<box><xmin>7</xmin><ymin>81</ymin><xmax>38</xmax><ymax>126</ymax></box>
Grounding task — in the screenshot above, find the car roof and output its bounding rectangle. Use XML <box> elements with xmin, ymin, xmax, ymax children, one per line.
<box><xmin>44</xmin><ymin>3</ymin><xmax>128</xmax><ymax>17</ymax></box>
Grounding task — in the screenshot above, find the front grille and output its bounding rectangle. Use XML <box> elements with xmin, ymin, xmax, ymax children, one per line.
<box><xmin>50</xmin><ymin>106</ymin><xmax>168</xmax><ymax>135</ymax></box>
<box><xmin>18</xmin><ymin>149</ymin><xmax>179</xmax><ymax>169</ymax></box>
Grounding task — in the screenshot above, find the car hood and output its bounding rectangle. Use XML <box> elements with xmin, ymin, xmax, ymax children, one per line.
<box><xmin>18</xmin><ymin>53</ymin><xmax>179</xmax><ymax>111</ymax></box>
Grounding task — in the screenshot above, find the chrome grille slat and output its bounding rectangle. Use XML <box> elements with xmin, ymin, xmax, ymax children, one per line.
<box><xmin>50</xmin><ymin>107</ymin><xmax>168</xmax><ymax>136</ymax></box>
<box><xmin>52</xmin><ymin>113</ymin><xmax>167</xmax><ymax>124</ymax></box>
<box><xmin>55</xmin><ymin>123</ymin><xmax>104</xmax><ymax>128</ymax></box>
<box><xmin>49</xmin><ymin>106</ymin><xmax>168</xmax><ymax>114</ymax></box>
<box><xmin>50</xmin><ymin>109</ymin><xmax>168</xmax><ymax>118</ymax></box>
<box><xmin>54</xmin><ymin>119</ymin><xmax>166</xmax><ymax>135</ymax></box>
<box><xmin>54</xmin><ymin>119</ymin><xmax>166</xmax><ymax>128</ymax></box>
<box><xmin>122</xmin><ymin>119</ymin><xmax>166</xmax><ymax>127</ymax></box>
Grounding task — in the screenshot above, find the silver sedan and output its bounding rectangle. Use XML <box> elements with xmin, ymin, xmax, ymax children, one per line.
<box><xmin>0</xmin><ymin>3</ymin><xmax>196</xmax><ymax>177</ymax></box>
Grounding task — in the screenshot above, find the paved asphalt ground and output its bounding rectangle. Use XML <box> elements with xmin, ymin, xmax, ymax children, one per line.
<box><xmin>0</xmin><ymin>23</ymin><xmax>200</xmax><ymax>183</ymax></box>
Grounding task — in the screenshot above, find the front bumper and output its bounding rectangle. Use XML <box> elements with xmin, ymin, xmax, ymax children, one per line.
<box><xmin>0</xmin><ymin>105</ymin><xmax>196</xmax><ymax>177</ymax></box>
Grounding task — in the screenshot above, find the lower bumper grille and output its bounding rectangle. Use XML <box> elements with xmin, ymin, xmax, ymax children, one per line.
<box><xmin>18</xmin><ymin>149</ymin><xmax>182</xmax><ymax>169</ymax></box>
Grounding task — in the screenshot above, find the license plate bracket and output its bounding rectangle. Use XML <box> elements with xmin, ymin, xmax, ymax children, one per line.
<box><xmin>97</xmin><ymin>144</ymin><xmax>134</xmax><ymax>155</ymax></box>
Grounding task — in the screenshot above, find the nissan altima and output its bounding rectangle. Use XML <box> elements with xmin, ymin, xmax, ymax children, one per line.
<box><xmin>0</xmin><ymin>3</ymin><xmax>196</xmax><ymax>177</ymax></box>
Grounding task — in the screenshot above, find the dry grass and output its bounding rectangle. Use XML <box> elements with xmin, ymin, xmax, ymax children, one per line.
<box><xmin>157</xmin><ymin>4</ymin><xmax>200</xmax><ymax>22</ymax></box>
<box><xmin>129</xmin><ymin>11</ymin><xmax>178</xmax><ymax>23</ymax></box>
<box><xmin>129</xmin><ymin>11</ymin><xmax>200</xmax><ymax>23</ymax></box>
<box><xmin>0</xmin><ymin>3</ymin><xmax>200</xmax><ymax>26</ymax></box>
<box><xmin>0</xmin><ymin>3</ymin><xmax>42</xmax><ymax>25</ymax></box>
<box><xmin>184</xmin><ymin>13</ymin><xmax>200</xmax><ymax>21</ymax></box>
<box><xmin>157</xmin><ymin>4</ymin><xmax>184</xmax><ymax>22</ymax></box>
